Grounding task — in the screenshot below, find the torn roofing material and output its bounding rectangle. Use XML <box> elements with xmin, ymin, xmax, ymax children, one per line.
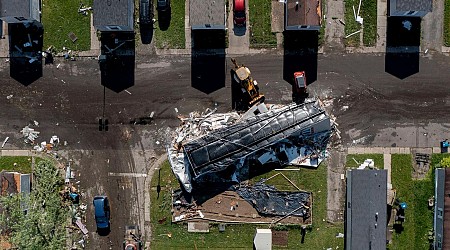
<box><xmin>172</xmin><ymin>99</ymin><xmax>332</xmax><ymax>192</ymax></box>
<box><xmin>237</xmin><ymin>182</ymin><xmax>311</xmax><ymax>217</ymax></box>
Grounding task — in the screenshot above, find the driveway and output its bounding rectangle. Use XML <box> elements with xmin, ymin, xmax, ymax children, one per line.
<box><xmin>227</xmin><ymin>0</ymin><xmax>250</xmax><ymax>54</ymax></box>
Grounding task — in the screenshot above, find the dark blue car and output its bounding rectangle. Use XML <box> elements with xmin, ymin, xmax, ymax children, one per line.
<box><xmin>93</xmin><ymin>196</ymin><xmax>110</xmax><ymax>229</ymax></box>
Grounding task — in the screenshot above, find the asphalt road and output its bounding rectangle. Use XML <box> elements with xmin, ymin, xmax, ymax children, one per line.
<box><xmin>0</xmin><ymin>52</ymin><xmax>450</xmax><ymax>249</ymax></box>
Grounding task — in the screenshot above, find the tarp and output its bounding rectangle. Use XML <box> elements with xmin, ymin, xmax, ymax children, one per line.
<box><xmin>236</xmin><ymin>182</ymin><xmax>311</xmax><ymax>217</ymax></box>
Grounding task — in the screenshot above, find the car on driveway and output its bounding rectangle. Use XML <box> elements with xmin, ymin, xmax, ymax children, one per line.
<box><xmin>93</xmin><ymin>196</ymin><xmax>110</xmax><ymax>229</ymax></box>
<box><xmin>157</xmin><ymin>0</ymin><xmax>170</xmax><ymax>12</ymax></box>
<box><xmin>233</xmin><ymin>0</ymin><xmax>246</xmax><ymax>26</ymax></box>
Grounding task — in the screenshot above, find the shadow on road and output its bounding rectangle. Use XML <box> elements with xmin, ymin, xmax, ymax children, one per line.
<box><xmin>99</xmin><ymin>29</ymin><xmax>135</xmax><ymax>93</ymax></box>
<box><xmin>10</xmin><ymin>58</ymin><xmax>42</xmax><ymax>86</ymax></box>
<box><xmin>233</xmin><ymin>25</ymin><xmax>246</xmax><ymax>36</ymax></box>
<box><xmin>283</xmin><ymin>30</ymin><xmax>318</xmax><ymax>86</ymax></box>
<box><xmin>191</xmin><ymin>28</ymin><xmax>226</xmax><ymax>94</ymax></box>
<box><xmin>6</xmin><ymin>18</ymin><xmax>44</xmax><ymax>86</ymax></box>
<box><xmin>97</xmin><ymin>227</ymin><xmax>111</xmax><ymax>236</ymax></box>
<box><xmin>385</xmin><ymin>16</ymin><xmax>421</xmax><ymax>79</ymax></box>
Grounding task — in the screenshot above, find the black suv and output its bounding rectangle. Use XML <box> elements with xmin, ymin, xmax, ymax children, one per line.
<box><xmin>157</xmin><ymin>0</ymin><xmax>170</xmax><ymax>12</ymax></box>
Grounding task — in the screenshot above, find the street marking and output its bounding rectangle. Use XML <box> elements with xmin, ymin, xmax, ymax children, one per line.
<box><xmin>108</xmin><ymin>172</ymin><xmax>147</xmax><ymax>177</ymax></box>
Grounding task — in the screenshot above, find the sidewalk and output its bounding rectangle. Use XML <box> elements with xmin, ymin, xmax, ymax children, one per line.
<box><xmin>347</xmin><ymin>146</ymin><xmax>442</xmax><ymax>155</ymax></box>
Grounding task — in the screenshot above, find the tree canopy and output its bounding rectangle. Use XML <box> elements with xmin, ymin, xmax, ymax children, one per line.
<box><xmin>0</xmin><ymin>160</ymin><xmax>68</xmax><ymax>249</ymax></box>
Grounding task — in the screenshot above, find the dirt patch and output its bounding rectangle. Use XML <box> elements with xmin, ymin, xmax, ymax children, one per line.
<box><xmin>173</xmin><ymin>191</ymin><xmax>312</xmax><ymax>225</ymax></box>
<box><xmin>272</xmin><ymin>230</ymin><xmax>289</xmax><ymax>246</ymax></box>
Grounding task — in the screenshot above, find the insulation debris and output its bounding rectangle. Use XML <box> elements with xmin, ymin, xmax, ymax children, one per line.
<box><xmin>168</xmin><ymin>99</ymin><xmax>333</xmax><ymax>193</ymax></box>
<box><xmin>21</xmin><ymin>126</ymin><xmax>40</xmax><ymax>143</ymax></box>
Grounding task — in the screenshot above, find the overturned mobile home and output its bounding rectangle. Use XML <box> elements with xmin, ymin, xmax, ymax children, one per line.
<box><xmin>168</xmin><ymin>99</ymin><xmax>333</xmax><ymax>193</ymax></box>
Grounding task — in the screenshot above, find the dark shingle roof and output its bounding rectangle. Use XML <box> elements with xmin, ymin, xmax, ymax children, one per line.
<box><xmin>395</xmin><ymin>0</ymin><xmax>432</xmax><ymax>12</ymax></box>
<box><xmin>346</xmin><ymin>169</ymin><xmax>387</xmax><ymax>250</ymax></box>
<box><xmin>0</xmin><ymin>0</ymin><xmax>31</xmax><ymax>18</ymax></box>
<box><xmin>93</xmin><ymin>0</ymin><xmax>134</xmax><ymax>28</ymax></box>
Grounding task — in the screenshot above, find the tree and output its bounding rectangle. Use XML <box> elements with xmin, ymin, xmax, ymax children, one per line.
<box><xmin>0</xmin><ymin>160</ymin><xmax>68</xmax><ymax>249</ymax></box>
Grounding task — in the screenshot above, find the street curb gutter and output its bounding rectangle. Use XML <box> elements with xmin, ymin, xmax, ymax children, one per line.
<box><xmin>144</xmin><ymin>153</ymin><xmax>169</xmax><ymax>249</ymax></box>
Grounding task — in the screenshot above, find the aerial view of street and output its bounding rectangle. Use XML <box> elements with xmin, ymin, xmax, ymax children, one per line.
<box><xmin>0</xmin><ymin>0</ymin><xmax>449</xmax><ymax>249</ymax></box>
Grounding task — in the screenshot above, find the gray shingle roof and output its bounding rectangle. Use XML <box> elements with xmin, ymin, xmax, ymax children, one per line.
<box><xmin>346</xmin><ymin>169</ymin><xmax>387</xmax><ymax>250</ymax></box>
<box><xmin>395</xmin><ymin>0</ymin><xmax>432</xmax><ymax>12</ymax></box>
<box><xmin>0</xmin><ymin>0</ymin><xmax>31</xmax><ymax>18</ymax></box>
<box><xmin>93</xmin><ymin>0</ymin><xmax>134</xmax><ymax>28</ymax></box>
<box><xmin>190</xmin><ymin>0</ymin><xmax>225</xmax><ymax>27</ymax></box>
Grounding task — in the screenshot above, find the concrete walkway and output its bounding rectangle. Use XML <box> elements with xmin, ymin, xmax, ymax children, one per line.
<box><xmin>423</xmin><ymin>0</ymin><xmax>444</xmax><ymax>52</ymax></box>
<box><xmin>383</xmin><ymin>153</ymin><xmax>391</xmax><ymax>183</ymax></box>
<box><xmin>376</xmin><ymin>0</ymin><xmax>387</xmax><ymax>50</ymax></box>
<box><xmin>347</xmin><ymin>146</ymin><xmax>442</xmax><ymax>155</ymax></box>
<box><xmin>324</xmin><ymin>0</ymin><xmax>345</xmax><ymax>51</ymax></box>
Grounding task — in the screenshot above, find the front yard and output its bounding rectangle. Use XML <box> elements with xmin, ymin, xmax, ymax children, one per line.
<box><xmin>154</xmin><ymin>0</ymin><xmax>185</xmax><ymax>49</ymax></box>
<box><xmin>41</xmin><ymin>0</ymin><xmax>93</xmax><ymax>52</ymax></box>
<box><xmin>249</xmin><ymin>0</ymin><xmax>277</xmax><ymax>48</ymax></box>
<box><xmin>389</xmin><ymin>154</ymin><xmax>434</xmax><ymax>250</ymax></box>
<box><xmin>344</xmin><ymin>0</ymin><xmax>377</xmax><ymax>47</ymax></box>
<box><xmin>444</xmin><ymin>0</ymin><xmax>450</xmax><ymax>46</ymax></box>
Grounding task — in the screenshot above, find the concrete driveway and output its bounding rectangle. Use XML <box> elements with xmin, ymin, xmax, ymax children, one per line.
<box><xmin>227</xmin><ymin>0</ymin><xmax>250</xmax><ymax>54</ymax></box>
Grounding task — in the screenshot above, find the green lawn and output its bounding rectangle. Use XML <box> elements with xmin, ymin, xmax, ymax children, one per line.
<box><xmin>154</xmin><ymin>0</ymin><xmax>185</xmax><ymax>49</ymax></box>
<box><xmin>361</xmin><ymin>0</ymin><xmax>377</xmax><ymax>46</ymax></box>
<box><xmin>345</xmin><ymin>154</ymin><xmax>384</xmax><ymax>169</ymax></box>
<box><xmin>389</xmin><ymin>154</ymin><xmax>434</xmax><ymax>250</ymax></box>
<box><xmin>344</xmin><ymin>0</ymin><xmax>361</xmax><ymax>47</ymax></box>
<box><xmin>444</xmin><ymin>0</ymin><xmax>450</xmax><ymax>46</ymax></box>
<box><xmin>151</xmin><ymin>161</ymin><xmax>343</xmax><ymax>249</ymax></box>
<box><xmin>41</xmin><ymin>0</ymin><xmax>93</xmax><ymax>52</ymax></box>
<box><xmin>0</xmin><ymin>156</ymin><xmax>33</xmax><ymax>173</ymax></box>
<box><xmin>249</xmin><ymin>0</ymin><xmax>277</xmax><ymax>48</ymax></box>
<box><xmin>344</xmin><ymin>0</ymin><xmax>377</xmax><ymax>47</ymax></box>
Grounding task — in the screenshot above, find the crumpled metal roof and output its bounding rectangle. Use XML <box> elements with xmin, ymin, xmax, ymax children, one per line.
<box><xmin>182</xmin><ymin>100</ymin><xmax>331</xmax><ymax>190</ymax></box>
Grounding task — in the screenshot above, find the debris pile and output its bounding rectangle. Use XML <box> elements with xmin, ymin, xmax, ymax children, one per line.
<box><xmin>168</xmin><ymin>99</ymin><xmax>333</xmax><ymax>193</ymax></box>
<box><xmin>21</xmin><ymin>125</ymin><xmax>40</xmax><ymax>143</ymax></box>
<box><xmin>60</xmin><ymin>161</ymin><xmax>89</xmax><ymax>249</ymax></box>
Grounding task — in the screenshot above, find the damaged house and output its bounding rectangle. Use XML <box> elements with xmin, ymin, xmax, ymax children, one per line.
<box><xmin>169</xmin><ymin>99</ymin><xmax>332</xmax><ymax>193</ymax></box>
<box><xmin>168</xmin><ymin>99</ymin><xmax>333</xmax><ymax>223</ymax></box>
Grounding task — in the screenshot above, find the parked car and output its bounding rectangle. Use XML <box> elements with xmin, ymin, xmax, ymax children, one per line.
<box><xmin>157</xmin><ymin>0</ymin><xmax>170</xmax><ymax>12</ymax></box>
<box><xmin>139</xmin><ymin>0</ymin><xmax>154</xmax><ymax>25</ymax></box>
<box><xmin>233</xmin><ymin>0</ymin><xmax>246</xmax><ymax>26</ymax></box>
<box><xmin>93</xmin><ymin>196</ymin><xmax>110</xmax><ymax>229</ymax></box>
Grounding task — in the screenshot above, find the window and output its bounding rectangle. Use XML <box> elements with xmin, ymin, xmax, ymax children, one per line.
<box><xmin>106</xmin><ymin>25</ymin><xmax>122</xmax><ymax>31</ymax></box>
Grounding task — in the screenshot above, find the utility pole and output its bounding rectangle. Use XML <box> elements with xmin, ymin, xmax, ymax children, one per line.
<box><xmin>99</xmin><ymin>86</ymin><xmax>109</xmax><ymax>131</ymax></box>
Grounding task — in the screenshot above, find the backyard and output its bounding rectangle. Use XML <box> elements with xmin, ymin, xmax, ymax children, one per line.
<box><xmin>249</xmin><ymin>0</ymin><xmax>277</xmax><ymax>48</ymax></box>
<box><xmin>41</xmin><ymin>0</ymin><xmax>93</xmax><ymax>52</ymax></box>
<box><xmin>150</xmin><ymin>161</ymin><xmax>343</xmax><ymax>249</ymax></box>
<box><xmin>154</xmin><ymin>0</ymin><xmax>185</xmax><ymax>49</ymax></box>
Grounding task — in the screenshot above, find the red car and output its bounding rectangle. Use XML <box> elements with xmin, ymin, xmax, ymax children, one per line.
<box><xmin>233</xmin><ymin>0</ymin><xmax>246</xmax><ymax>26</ymax></box>
<box><xmin>293</xmin><ymin>71</ymin><xmax>309</xmax><ymax>103</ymax></box>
